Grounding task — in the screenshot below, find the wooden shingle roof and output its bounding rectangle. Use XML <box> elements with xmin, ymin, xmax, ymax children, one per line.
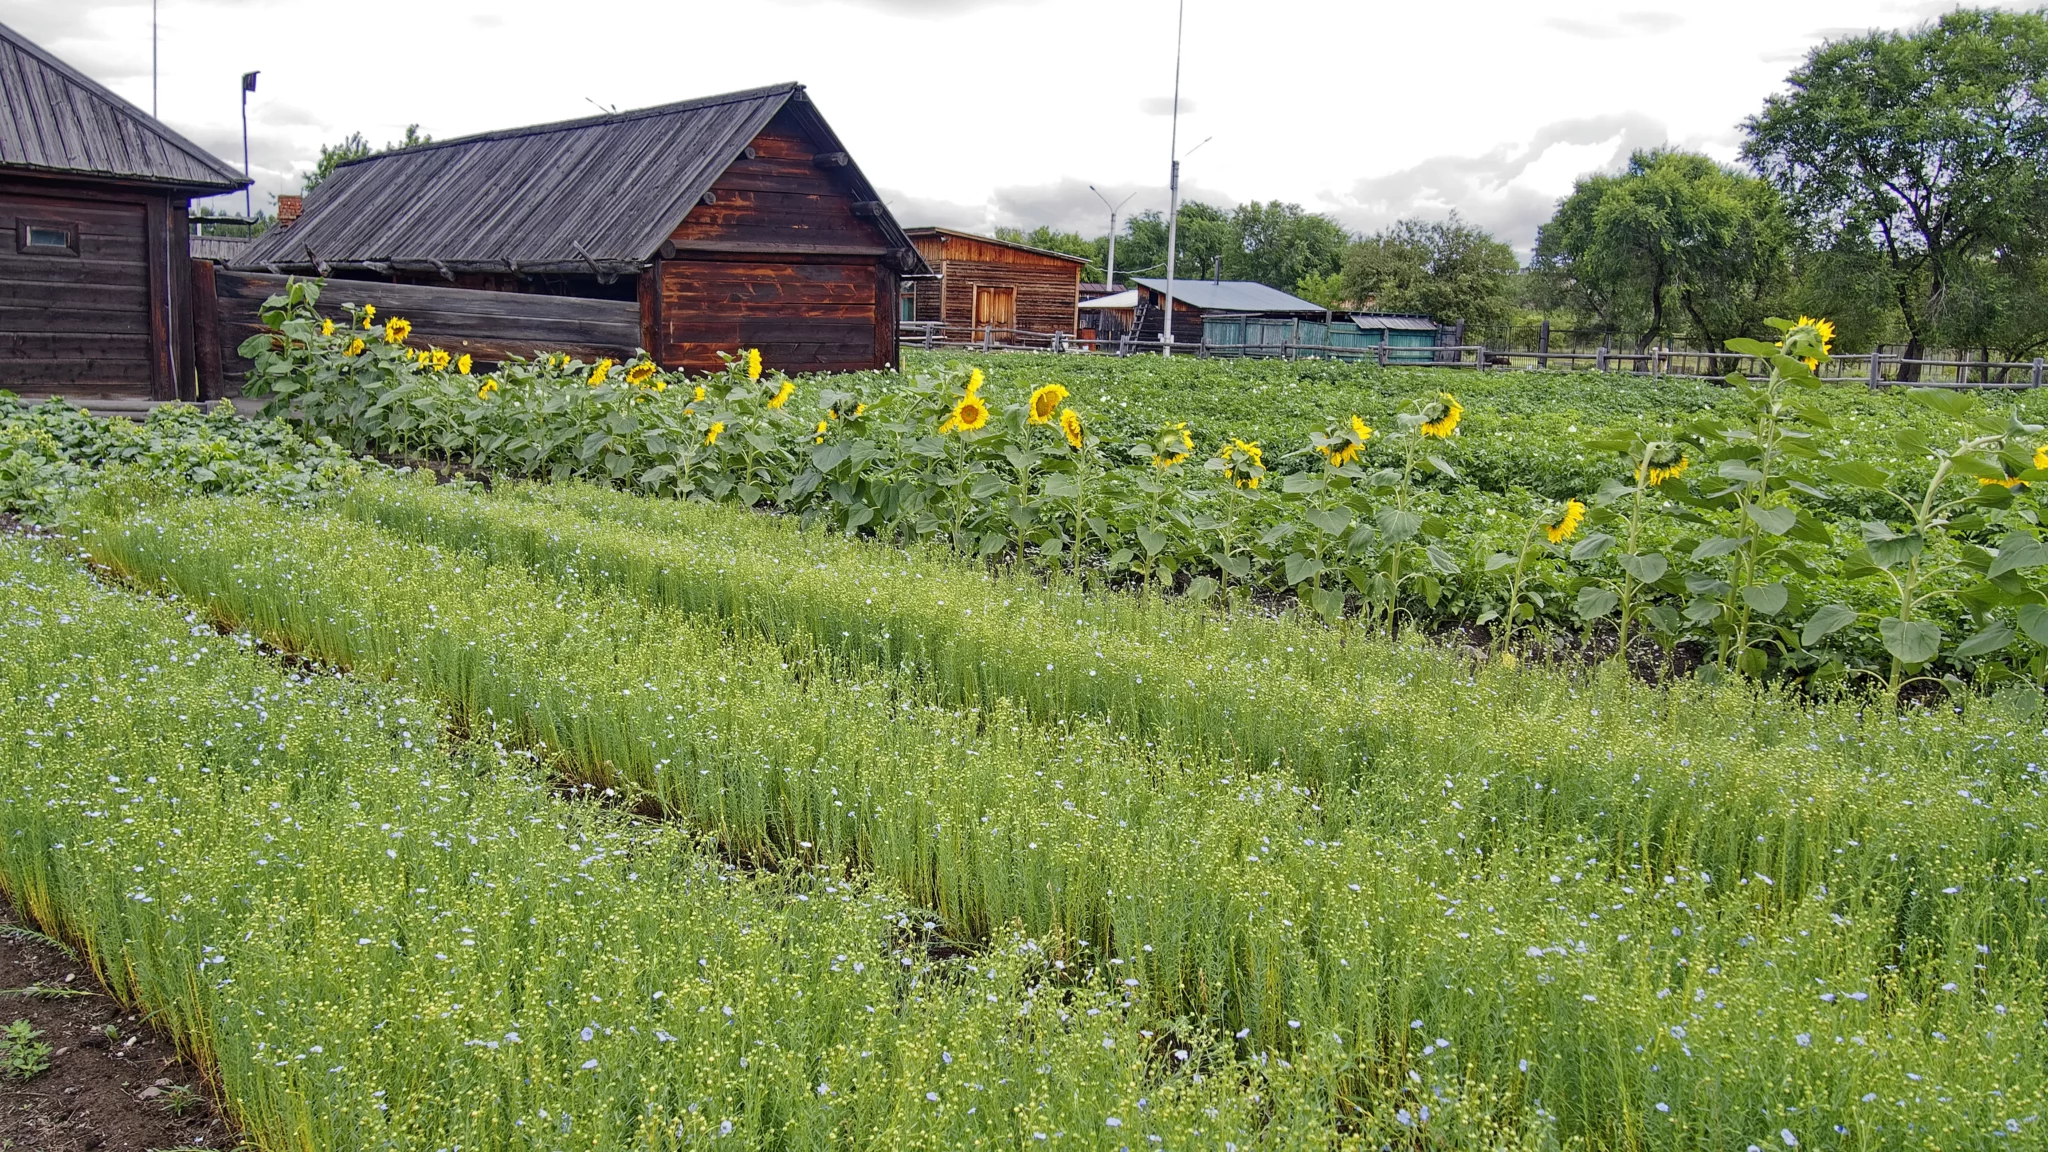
<box><xmin>0</xmin><ymin>20</ymin><xmax>247</xmax><ymax>191</ymax></box>
<box><xmin>238</xmin><ymin>83</ymin><xmax>925</xmax><ymax>278</ymax></box>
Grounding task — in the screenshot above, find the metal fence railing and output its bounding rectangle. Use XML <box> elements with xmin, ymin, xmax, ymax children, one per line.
<box><xmin>901</xmin><ymin>323</ymin><xmax>2048</xmax><ymax>389</ymax></box>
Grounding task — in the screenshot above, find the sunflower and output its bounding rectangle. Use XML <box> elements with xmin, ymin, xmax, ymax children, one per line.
<box><xmin>476</xmin><ymin>377</ymin><xmax>499</xmax><ymax>399</ymax></box>
<box><xmin>1060</xmin><ymin>407</ymin><xmax>1084</xmax><ymax>450</ymax></box>
<box><xmin>344</xmin><ymin>337</ymin><xmax>365</xmax><ymax>357</ymax></box>
<box><xmin>705</xmin><ymin>421</ymin><xmax>725</xmax><ymax>446</ymax></box>
<box><xmin>361</xmin><ymin>304</ymin><xmax>376</xmax><ymax>328</ymax></box>
<box><xmin>456</xmin><ymin>353</ymin><xmax>473</xmax><ymax>376</ymax></box>
<box><xmin>1636</xmin><ymin>442</ymin><xmax>1690</xmax><ymax>486</ymax></box>
<box><xmin>320</xmin><ymin>318</ymin><xmax>335</xmax><ymax>337</ymax></box>
<box><xmin>854</xmin><ymin>403</ymin><xmax>866</xmax><ymax>417</ymax></box>
<box><xmin>814</xmin><ymin>419</ymin><xmax>830</xmax><ymax>445</ymax></box>
<box><xmin>966</xmin><ymin>368</ymin><xmax>985</xmax><ymax>397</ymax></box>
<box><xmin>1028</xmin><ymin>383</ymin><xmax>1068</xmax><ymax>424</ymax></box>
<box><xmin>383</xmin><ymin>317</ymin><xmax>412</xmax><ymax>345</ymax></box>
<box><xmin>589</xmin><ymin>358</ymin><xmax>615</xmax><ymax>386</ymax></box>
<box><xmin>428</xmin><ymin>348</ymin><xmax>451</xmax><ymax>372</ymax></box>
<box><xmin>693</xmin><ymin>385</ymin><xmax>706</xmax><ymax>403</ymax></box>
<box><xmin>2034</xmin><ymin>445</ymin><xmax>2048</xmax><ymax>472</ymax></box>
<box><xmin>1418</xmin><ymin>394</ymin><xmax>1461</xmax><ymax>439</ymax></box>
<box><xmin>626</xmin><ymin>361</ymin><xmax>657</xmax><ymax>386</ymax></box>
<box><xmin>747</xmin><ymin>348</ymin><xmax>763</xmax><ymax>382</ymax></box>
<box><xmin>1981</xmin><ymin>474</ymin><xmax>2026</xmax><ymax>490</ymax></box>
<box><xmin>1779</xmin><ymin>315</ymin><xmax>1835</xmax><ymax>370</ymax></box>
<box><xmin>1152</xmin><ymin>421</ymin><xmax>1193</xmax><ymax>469</ymax></box>
<box><xmin>945</xmin><ymin>392</ymin><xmax>990</xmax><ymax>433</ymax></box>
<box><xmin>1543</xmin><ymin>499</ymin><xmax>1586</xmax><ymax>544</ymax></box>
<box><xmin>1220</xmin><ymin>438</ymin><xmax>1264</xmax><ymax>488</ymax></box>
<box><xmin>768</xmin><ymin>379</ymin><xmax>795</xmax><ymax>409</ymax></box>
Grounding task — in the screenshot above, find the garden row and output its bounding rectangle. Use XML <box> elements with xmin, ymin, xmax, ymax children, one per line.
<box><xmin>69</xmin><ymin>486</ymin><xmax>2048</xmax><ymax>1144</ymax></box>
<box><xmin>0</xmin><ymin>534</ymin><xmax>1339</xmax><ymax>1149</ymax></box>
<box><xmin>241</xmin><ymin>285</ymin><xmax>2048</xmax><ymax>689</ymax></box>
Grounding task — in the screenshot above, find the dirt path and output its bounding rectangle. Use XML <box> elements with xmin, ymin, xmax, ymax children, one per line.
<box><xmin>0</xmin><ymin>906</ymin><xmax>231</xmax><ymax>1152</ymax></box>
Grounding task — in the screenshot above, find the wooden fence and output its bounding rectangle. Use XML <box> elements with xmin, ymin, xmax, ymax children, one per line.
<box><xmin>900</xmin><ymin>321</ymin><xmax>2048</xmax><ymax>390</ymax></box>
<box><xmin>201</xmin><ymin>268</ymin><xmax>643</xmax><ymax>398</ymax></box>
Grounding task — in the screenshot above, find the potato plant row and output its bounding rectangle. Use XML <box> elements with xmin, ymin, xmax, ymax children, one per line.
<box><xmin>73</xmin><ymin>495</ymin><xmax>2048</xmax><ymax>1145</ymax></box>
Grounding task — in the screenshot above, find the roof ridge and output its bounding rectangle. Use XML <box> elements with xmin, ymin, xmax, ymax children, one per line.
<box><xmin>335</xmin><ymin>82</ymin><xmax>803</xmax><ymax>168</ymax></box>
<box><xmin>0</xmin><ymin>19</ymin><xmax>248</xmax><ymax>188</ymax></box>
<box><xmin>904</xmin><ymin>226</ymin><xmax>1092</xmax><ymax>264</ymax></box>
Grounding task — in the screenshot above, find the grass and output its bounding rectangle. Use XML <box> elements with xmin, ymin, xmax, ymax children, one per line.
<box><xmin>63</xmin><ymin>487</ymin><xmax>2048</xmax><ymax>1146</ymax></box>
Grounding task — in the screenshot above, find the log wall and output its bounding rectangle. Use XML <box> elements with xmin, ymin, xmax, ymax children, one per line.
<box><xmin>906</xmin><ymin>231</ymin><xmax>1083</xmax><ymax>336</ymax></box>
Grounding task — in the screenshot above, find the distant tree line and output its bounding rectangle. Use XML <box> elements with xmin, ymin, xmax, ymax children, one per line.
<box><xmin>999</xmin><ymin>8</ymin><xmax>2048</xmax><ymax>374</ymax></box>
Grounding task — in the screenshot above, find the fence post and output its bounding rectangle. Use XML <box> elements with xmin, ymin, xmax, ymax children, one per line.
<box><xmin>1596</xmin><ymin>346</ymin><xmax>1609</xmax><ymax>373</ymax></box>
<box><xmin>1868</xmin><ymin>352</ymin><xmax>1882</xmax><ymax>389</ymax></box>
<box><xmin>1376</xmin><ymin>343</ymin><xmax>1388</xmax><ymax>368</ymax></box>
<box><xmin>982</xmin><ymin>325</ymin><xmax>992</xmax><ymax>352</ymax></box>
<box><xmin>1474</xmin><ymin>344</ymin><xmax>1485</xmax><ymax>371</ymax></box>
<box><xmin>2035</xmin><ymin>358</ymin><xmax>2044</xmax><ymax>389</ymax></box>
<box><xmin>923</xmin><ymin>326</ymin><xmax>934</xmax><ymax>351</ymax></box>
<box><xmin>1537</xmin><ymin>318</ymin><xmax>1550</xmax><ymax>370</ymax></box>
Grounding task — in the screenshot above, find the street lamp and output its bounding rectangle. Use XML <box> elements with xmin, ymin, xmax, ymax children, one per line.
<box><xmin>1161</xmin><ymin>0</ymin><xmax>1185</xmax><ymax>356</ymax></box>
<box><xmin>1087</xmin><ymin>184</ymin><xmax>1137</xmax><ymax>290</ymax></box>
<box><xmin>239</xmin><ymin>70</ymin><xmax>258</xmax><ymax>218</ymax></box>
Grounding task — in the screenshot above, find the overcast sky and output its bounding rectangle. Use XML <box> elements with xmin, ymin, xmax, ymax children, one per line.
<box><xmin>2</xmin><ymin>0</ymin><xmax>1997</xmax><ymax>255</ymax></box>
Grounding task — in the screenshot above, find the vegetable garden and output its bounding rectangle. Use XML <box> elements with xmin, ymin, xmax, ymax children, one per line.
<box><xmin>3</xmin><ymin>283</ymin><xmax>2048</xmax><ymax>1147</ymax></box>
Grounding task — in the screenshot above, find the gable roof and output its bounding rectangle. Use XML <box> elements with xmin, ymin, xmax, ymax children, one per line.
<box><xmin>1351</xmin><ymin>313</ymin><xmax>1440</xmax><ymax>332</ymax></box>
<box><xmin>1132</xmin><ymin>278</ymin><xmax>1325</xmax><ymax>314</ymax></box>
<box><xmin>0</xmin><ymin>20</ymin><xmax>247</xmax><ymax>191</ymax></box>
<box><xmin>237</xmin><ymin>83</ymin><xmax>926</xmax><ymax>278</ymax></box>
<box><xmin>906</xmin><ymin>226</ymin><xmax>1091</xmax><ymax>265</ymax></box>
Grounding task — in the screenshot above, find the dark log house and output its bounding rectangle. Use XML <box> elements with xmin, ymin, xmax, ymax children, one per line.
<box><xmin>0</xmin><ymin>20</ymin><xmax>249</xmax><ymax>400</ymax></box>
<box><xmin>903</xmin><ymin>227</ymin><xmax>1086</xmax><ymax>338</ymax></box>
<box><xmin>237</xmin><ymin>84</ymin><xmax>930</xmax><ymax>374</ymax></box>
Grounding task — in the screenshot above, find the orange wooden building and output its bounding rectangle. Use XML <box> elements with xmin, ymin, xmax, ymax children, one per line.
<box><xmin>903</xmin><ymin>228</ymin><xmax>1086</xmax><ymax>338</ymax></box>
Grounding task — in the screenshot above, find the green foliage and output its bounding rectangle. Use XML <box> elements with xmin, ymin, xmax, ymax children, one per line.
<box><xmin>1532</xmin><ymin>150</ymin><xmax>1790</xmax><ymax>351</ymax></box>
<box><xmin>993</xmin><ymin>225</ymin><xmax>1104</xmax><ymax>281</ymax></box>
<box><xmin>1340</xmin><ymin>212</ymin><xmax>1520</xmax><ymax>331</ymax></box>
<box><xmin>1743</xmin><ymin>7</ymin><xmax>2048</xmax><ymax>364</ymax></box>
<box><xmin>301</xmin><ymin>123</ymin><xmax>431</xmax><ymax>193</ymax></box>
<box><xmin>1114</xmin><ymin>200</ymin><xmax>1346</xmax><ymax>289</ymax></box>
<box><xmin>0</xmin><ymin>1019</ymin><xmax>50</xmax><ymax>1081</ymax></box>
<box><xmin>0</xmin><ymin>393</ymin><xmax>370</xmax><ymax>522</ymax></box>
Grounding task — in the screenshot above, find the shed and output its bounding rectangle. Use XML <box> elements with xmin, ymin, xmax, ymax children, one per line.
<box><xmin>1348</xmin><ymin>312</ymin><xmax>1442</xmax><ymax>361</ymax></box>
<box><xmin>235</xmin><ymin>83</ymin><xmax>930</xmax><ymax>374</ymax></box>
<box><xmin>1129</xmin><ymin>277</ymin><xmax>1325</xmax><ymax>345</ymax></box>
<box><xmin>903</xmin><ymin>227</ymin><xmax>1086</xmax><ymax>338</ymax></box>
<box><xmin>0</xmin><ymin>20</ymin><xmax>248</xmax><ymax>400</ymax></box>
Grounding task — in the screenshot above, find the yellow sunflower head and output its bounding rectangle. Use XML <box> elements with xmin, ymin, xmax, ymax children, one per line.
<box><xmin>693</xmin><ymin>385</ymin><xmax>706</xmax><ymax>403</ymax></box>
<box><xmin>476</xmin><ymin>377</ymin><xmax>499</xmax><ymax>400</ymax></box>
<box><xmin>815</xmin><ymin>419</ymin><xmax>830</xmax><ymax>445</ymax></box>
<box><xmin>705</xmin><ymin>421</ymin><xmax>725</xmax><ymax>446</ymax></box>
<box><xmin>1028</xmin><ymin>383</ymin><xmax>1068</xmax><ymax>424</ymax></box>
<box><xmin>344</xmin><ymin>337</ymin><xmax>365</xmax><ymax>357</ymax></box>
<box><xmin>320</xmin><ymin>318</ymin><xmax>335</xmax><ymax>337</ymax></box>
<box><xmin>747</xmin><ymin>348</ymin><xmax>763</xmax><ymax>382</ymax></box>
<box><xmin>1636</xmin><ymin>442</ymin><xmax>1690</xmax><ymax>487</ymax></box>
<box><xmin>383</xmin><ymin>317</ymin><xmax>412</xmax><ymax>345</ymax></box>
<box><xmin>1418</xmin><ymin>393</ymin><xmax>1461</xmax><ymax>439</ymax></box>
<box><xmin>361</xmin><ymin>304</ymin><xmax>376</xmax><ymax>327</ymax></box>
<box><xmin>456</xmin><ymin>353</ymin><xmax>473</xmax><ymax>376</ymax></box>
<box><xmin>948</xmin><ymin>393</ymin><xmax>990</xmax><ymax>433</ymax></box>
<box><xmin>1060</xmin><ymin>407</ymin><xmax>1084</xmax><ymax>450</ymax></box>
<box><xmin>1543</xmin><ymin>499</ymin><xmax>1587</xmax><ymax>544</ymax></box>
<box><xmin>2033</xmin><ymin>444</ymin><xmax>2047</xmax><ymax>473</ymax></box>
<box><xmin>769</xmin><ymin>379</ymin><xmax>795</xmax><ymax>409</ymax></box>
<box><xmin>1220</xmin><ymin>438</ymin><xmax>1264</xmax><ymax>488</ymax></box>
<box><xmin>1779</xmin><ymin>315</ymin><xmax>1835</xmax><ymax>370</ymax></box>
<box><xmin>626</xmin><ymin>361</ymin><xmax>657</xmax><ymax>386</ymax></box>
<box><xmin>428</xmin><ymin>348</ymin><xmax>451</xmax><ymax>372</ymax></box>
<box><xmin>966</xmin><ymin>368</ymin><xmax>985</xmax><ymax>398</ymax></box>
<box><xmin>1151</xmin><ymin>421</ymin><xmax>1193</xmax><ymax>469</ymax></box>
<box><xmin>588</xmin><ymin>358</ymin><xmax>614</xmax><ymax>387</ymax></box>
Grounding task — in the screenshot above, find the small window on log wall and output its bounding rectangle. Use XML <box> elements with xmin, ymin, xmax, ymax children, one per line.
<box><xmin>17</xmin><ymin>220</ymin><xmax>79</xmax><ymax>256</ymax></box>
<box><xmin>972</xmin><ymin>286</ymin><xmax>1015</xmax><ymax>330</ymax></box>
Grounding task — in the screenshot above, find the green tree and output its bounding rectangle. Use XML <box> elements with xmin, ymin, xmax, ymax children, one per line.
<box><xmin>1116</xmin><ymin>202</ymin><xmax>1235</xmax><ymax>283</ymax></box>
<box><xmin>1743</xmin><ymin>8</ymin><xmax>2048</xmax><ymax>377</ymax></box>
<box><xmin>1531</xmin><ymin>150</ymin><xmax>1789</xmax><ymax>351</ymax></box>
<box><xmin>1225</xmin><ymin>201</ymin><xmax>1348</xmax><ymax>291</ymax></box>
<box><xmin>1341</xmin><ymin>213</ymin><xmax>1519</xmax><ymax>334</ymax></box>
<box><xmin>302</xmin><ymin>124</ymin><xmax>432</xmax><ymax>193</ymax></box>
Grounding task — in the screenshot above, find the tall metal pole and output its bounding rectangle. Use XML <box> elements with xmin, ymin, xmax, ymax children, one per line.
<box><xmin>151</xmin><ymin>0</ymin><xmax>157</xmax><ymax>116</ymax></box>
<box><xmin>1161</xmin><ymin>0</ymin><xmax>1184</xmax><ymax>356</ymax></box>
<box><xmin>1089</xmin><ymin>185</ymin><xmax>1136</xmax><ymax>290</ymax></box>
<box><xmin>240</xmin><ymin>71</ymin><xmax>257</xmax><ymax>218</ymax></box>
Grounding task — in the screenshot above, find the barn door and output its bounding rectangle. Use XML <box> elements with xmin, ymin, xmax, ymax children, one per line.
<box><xmin>972</xmin><ymin>286</ymin><xmax>1015</xmax><ymax>332</ymax></box>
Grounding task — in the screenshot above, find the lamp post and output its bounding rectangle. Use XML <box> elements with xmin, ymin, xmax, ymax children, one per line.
<box><xmin>239</xmin><ymin>70</ymin><xmax>258</xmax><ymax>218</ymax></box>
<box><xmin>1160</xmin><ymin>0</ymin><xmax>1184</xmax><ymax>356</ymax></box>
<box><xmin>1087</xmin><ymin>184</ymin><xmax>1136</xmax><ymax>290</ymax></box>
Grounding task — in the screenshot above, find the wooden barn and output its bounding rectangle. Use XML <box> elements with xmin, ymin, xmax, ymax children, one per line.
<box><xmin>1128</xmin><ymin>277</ymin><xmax>1327</xmax><ymax>345</ymax></box>
<box><xmin>902</xmin><ymin>227</ymin><xmax>1086</xmax><ymax>338</ymax></box>
<box><xmin>0</xmin><ymin>20</ymin><xmax>248</xmax><ymax>401</ymax></box>
<box><xmin>236</xmin><ymin>84</ymin><xmax>930</xmax><ymax>374</ymax></box>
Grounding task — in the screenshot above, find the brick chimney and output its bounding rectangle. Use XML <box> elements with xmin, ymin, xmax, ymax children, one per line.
<box><xmin>276</xmin><ymin>194</ymin><xmax>303</xmax><ymax>227</ymax></box>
